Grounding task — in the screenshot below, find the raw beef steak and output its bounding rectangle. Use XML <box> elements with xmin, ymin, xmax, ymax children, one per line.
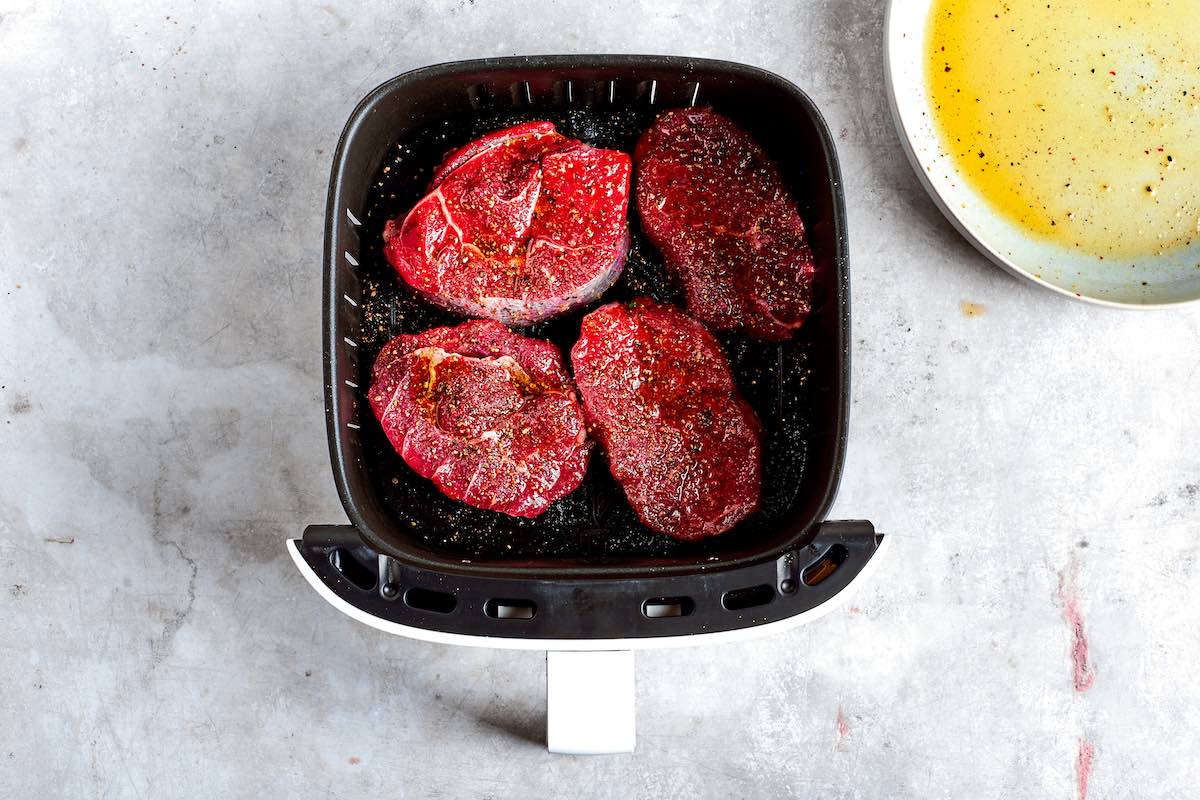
<box><xmin>384</xmin><ymin>122</ymin><xmax>632</xmax><ymax>326</ymax></box>
<box><xmin>571</xmin><ymin>298</ymin><xmax>762</xmax><ymax>540</ymax></box>
<box><xmin>635</xmin><ymin>108</ymin><xmax>815</xmax><ymax>341</ymax></box>
<box><xmin>369</xmin><ymin>319</ymin><xmax>590</xmax><ymax>518</ymax></box>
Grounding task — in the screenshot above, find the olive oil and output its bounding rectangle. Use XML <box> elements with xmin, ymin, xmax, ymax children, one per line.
<box><xmin>926</xmin><ymin>0</ymin><xmax>1200</xmax><ymax>257</ymax></box>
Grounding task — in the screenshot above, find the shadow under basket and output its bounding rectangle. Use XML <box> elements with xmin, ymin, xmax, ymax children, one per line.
<box><xmin>293</xmin><ymin>54</ymin><xmax>885</xmax><ymax>753</ymax></box>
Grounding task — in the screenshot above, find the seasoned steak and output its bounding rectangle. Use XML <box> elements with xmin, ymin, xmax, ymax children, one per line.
<box><xmin>571</xmin><ymin>298</ymin><xmax>762</xmax><ymax>540</ymax></box>
<box><xmin>635</xmin><ymin>108</ymin><xmax>815</xmax><ymax>341</ymax></box>
<box><xmin>384</xmin><ymin>122</ymin><xmax>632</xmax><ymax>326</ymax></box>
<box><xmin>369</xmin><ymin>319</ymin><xmax>590</xmax><ymax>518</ymax></box>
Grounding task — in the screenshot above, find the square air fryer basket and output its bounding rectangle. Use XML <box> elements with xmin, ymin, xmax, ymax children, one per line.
<box><xmin>325</xmin><ymin>55</ymin><xmax>848</xmax><ymax>575</ymax></box>
<box><xmin>299</xmin><ymin>55</ymin><xmax>877</xmax><ymax>641</ymax></box>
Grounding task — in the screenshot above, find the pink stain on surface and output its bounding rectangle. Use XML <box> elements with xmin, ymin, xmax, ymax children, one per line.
<box><xmin>1058</xmin><ymin>557</ymin><xmax>1096</xmax><ymax>692</ymax></box>
<box><xmin>835</xmin><ymin>707</ymin><xmax>849</xmax><ymax>750</ymax></box>
<box><xmin>1076</xmin><ymin>739</ymin><xmax>1095</xmax><ymax>800</ymax></box>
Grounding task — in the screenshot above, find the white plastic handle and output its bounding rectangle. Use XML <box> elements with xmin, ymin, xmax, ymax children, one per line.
<box><xmin>546</xmin><ymin>650</ymin><xmax>635</xmax><ymax>754</ymax></box>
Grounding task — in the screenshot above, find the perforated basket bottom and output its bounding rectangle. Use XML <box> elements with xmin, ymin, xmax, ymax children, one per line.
<box><xmin>351</xmin><ymin>105</ymin><xmax>819</xmax><ymax>561</ymax></box>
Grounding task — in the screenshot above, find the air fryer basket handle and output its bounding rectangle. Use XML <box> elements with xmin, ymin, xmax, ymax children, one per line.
<box><xmin>301</xmin><ymin>524</ymin><xmax>365</xmax><ymax>548</ymax></box>
<box><xmin>546</xmin><ymin>650</ymin><xmax>636</xmax><ymax>754</ymax></box>
<box><xmin>293</xmin><ymin>521</ymin><xmax>883</xmax><ymax>641</ymax></box>
<box><xmin>291</xmin><ymin>521</ymin><xmax>884</xmax><ymax>755</ymax></box>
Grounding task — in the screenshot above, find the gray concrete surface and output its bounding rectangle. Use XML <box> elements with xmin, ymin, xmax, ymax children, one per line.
<box><xmin>2</xmin><ymin>1</ymin><xmax>1199</xmax><ymax>797</ymax></box>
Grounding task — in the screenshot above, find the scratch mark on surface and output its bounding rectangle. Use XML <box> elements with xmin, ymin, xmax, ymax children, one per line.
<box><xmin>100</xmin><ymin>708</ymin><xmax>145</xmax><ymax>800</ymax></box>
<box><xmin>1076</xmin><ymin>738</ymin><xmax>1095</xmax><ymax>800</ymax></box>
<box><xmin>43</xmin><ymin>536</ymin><xmax>75</xmax><ymax>544</ymax></box>
<box><xmin>149</xmin><ymin>540</ymin><xmax>197</xmax><ymax>669</ymax></box>
<box><xmin>200</xmin><ymin>321</ymin><xmax>231</xmax><ymax>344</ymax></box>
<box><xmin>1058</xmin><ymin>555</ymin><xmax>1096</xmax><ymax>692</ymax></box>
<box><xmin>835</xmin><ymin>706</ymin><xmax>849</xmax><ymax>750</ymax></box>
<box><xmin>147</xmin><ymin>469</ymin><xmax>198</xmax><ymax>674</ymax></box>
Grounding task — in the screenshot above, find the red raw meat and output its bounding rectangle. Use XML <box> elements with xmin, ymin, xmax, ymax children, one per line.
<box><xmin>369</xmin><ymin>319</ymin><xmax>590</xmax><ymax>518</ymax></box>
<box><xmin>571</xmin><ymin>298</ymin><xmax>762</xmax><ymax>540</ymax></box>
<box><xmin>384</xmin><ymin>122</ymin><xmax>632</xmax><ymax>326</ymax></box>
<box><xmin>635</xmin><ymin>108</ymin><xmax>815</xmax><ymax>341</ymax></box>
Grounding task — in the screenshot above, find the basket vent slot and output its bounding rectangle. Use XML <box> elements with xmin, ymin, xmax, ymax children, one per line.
<box><xmin>595</xmin><ymin>79</ymin><xmax>616</xmax><ymax>105</ymax></box>
<box><xmin>721</xmin><ymin>584</ymin><xmax>774</xmax><ymax>611</ymax></box>
<box><xmin>637</xmin><ymin>79</ymin><xmax>658</xmax><ymax>106</ymax></box>
<box><xmin>553</xmin><ymin>80</ymin><xmax>574</xmax><ymax>105</ymax></box>
<box><xmin>575</xmin><ymin>80</ymin><xmax>598</xmax><ymax>107</ymax></box>
<box><xmin>802</xmin><ymin>544</ymin><xmax>849</xmax><ymax>587</ymax></box>
<box><xmin>404</xmin><ymin>587</ymin><xmax>457</xmax><ymax>614</ymax></box>
<box><xmin>510</xmin><ymin>80</ymin><xmax>533</xmax><ymax>106</ymax></box>
<box><xmin>466</xmin><ymin>83</ymin><xmax>491</xmax><ymax>109</ymax></box>
<box><xmin>484</xmin><ymin>599</ymin><xmax>537</xmax><ymax>620</ymax></box>
<box><xmin>328</xmin><ymin>548</ymin><xmax>376</xmax><ymax>592</ymax></box>
<box><xmin>642</xmin><ymin>597</ymin><xmax>695</xmax><ymax>619</ymax></box>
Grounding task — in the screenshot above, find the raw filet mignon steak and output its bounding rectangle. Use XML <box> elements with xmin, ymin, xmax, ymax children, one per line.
<box><xmin>571</xmin><ymin>298</ymin><xmax>762</xmax><ymax>540</ymax></box>
<box><xmin>635</xmin><ymin>108</ymin><xmax>815</xmax><ymax>341</ymax></box>
<box><xmin>369</xmin><ymin>319</ymin><xmax>590</xmax><ymax>518</ymax></box>
<box><xmin>383</xmin><ymin>122</ymin><xmax>632</xmax><ymax>326</ymax></box>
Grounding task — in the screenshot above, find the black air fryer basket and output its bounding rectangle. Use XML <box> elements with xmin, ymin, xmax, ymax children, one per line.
<box><xmin>294</xmin><ymin>55</ymin><xmax>884</xmax><ymax>643</ymax></box>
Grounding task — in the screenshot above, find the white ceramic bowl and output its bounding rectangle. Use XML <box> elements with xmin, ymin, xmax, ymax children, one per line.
<box><xmin>884</xmin><ymin>0</ymin><xmax>1200</xmax><ymax>307</ymax></box>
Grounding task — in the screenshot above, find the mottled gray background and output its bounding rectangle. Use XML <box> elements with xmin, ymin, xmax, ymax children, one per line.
<box><xmin>2</xmin><ymin>1</ymin><xmax>1198</xmax><ymax>798</ymax></box>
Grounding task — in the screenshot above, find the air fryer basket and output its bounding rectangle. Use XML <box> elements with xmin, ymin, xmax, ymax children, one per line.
<box><xmin>299</xmin><ymin>55</ymin><xmax>880</xmax><ymax>640</ymax></box>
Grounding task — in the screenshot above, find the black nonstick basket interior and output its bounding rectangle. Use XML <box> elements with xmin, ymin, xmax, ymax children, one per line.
<box><xmin>323</xmin><ymin>55</ymin><xmax>849</xmax><ymax>580</ymax></box>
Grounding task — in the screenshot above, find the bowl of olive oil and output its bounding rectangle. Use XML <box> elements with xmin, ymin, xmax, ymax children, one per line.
<box><xmin>885</xmin><ymin>0</ymin><xmax>1200</xmax><ymax>305</ymax></box>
